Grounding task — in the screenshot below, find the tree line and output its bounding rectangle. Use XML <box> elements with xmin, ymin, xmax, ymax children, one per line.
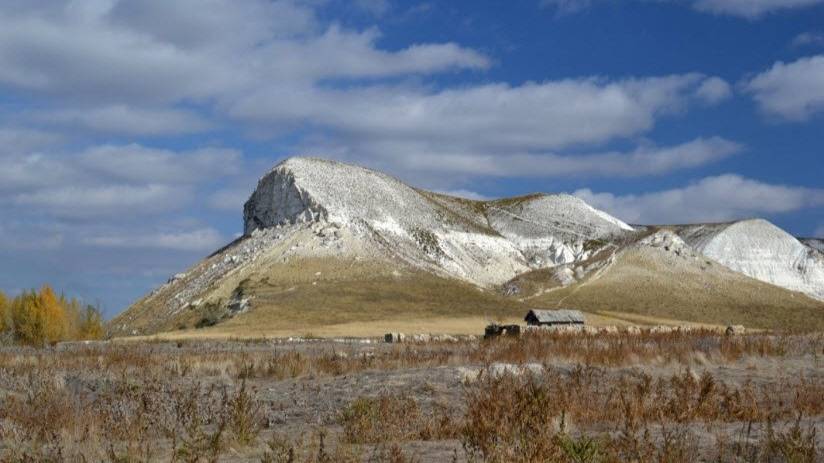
<box><xmin>0</xmin><ymin>285</ymin><xmax>105</xmax><ymax>346</ymax></box>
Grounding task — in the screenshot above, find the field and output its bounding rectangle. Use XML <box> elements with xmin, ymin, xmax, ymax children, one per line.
<box><xmin>1</xmin><ymin>330</ymin><xmax>823</xmax><ymax>462</ymax></box>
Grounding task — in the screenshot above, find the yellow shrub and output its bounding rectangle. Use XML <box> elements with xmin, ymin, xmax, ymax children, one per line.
<box><xmin>77</xmin><ymin>305</ymin><xmax>105</xmax><ymax>340</ymax></box>
<box><xmin>38</xmin><ymin>285</ymin><xmax>67</xmax><ymax>344</ymax></box>
<box><xmin>0</xmin><ymin>290</ymin><xmax>7</xmax><ymax>333</ymax></box>
<box><xmin>6</xmin><ymin>285</ymin><xmax>106</xmax><ymax>345</ymax></box>
<box><xmin>10</xmin><ymin>286</ymin><xmax>68</xmax><ymax>346</ymax></box>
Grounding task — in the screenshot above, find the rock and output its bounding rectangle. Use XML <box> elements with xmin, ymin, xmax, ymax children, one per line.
<box><xmin>725</xmin><ymin>325</ymin><xmax>745</xmax><ymax>336</ymax></box>
<box><xmin>168</xmin><ymin>273</ymin><xmax>187</xmax><ymax>284</ymax></box>
<box><xmin>640</xmin><ymin>230</ymin><xmax>690</xmax><ymax>256</ymax></box>
<box><xmin>411</xmin><ymin>333</ymin><xmax>431</xmax><ymax>343</ymax></box>
<box><xmin>227</xmin><ymin>296</ymin><xmax>250</xmax><ymax>314</ymax></box>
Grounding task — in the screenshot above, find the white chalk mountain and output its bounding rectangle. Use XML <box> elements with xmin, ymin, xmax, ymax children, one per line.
<box><xmin>110</xmin><ymin>157</ymin><xmax>824</xmax><ymax>336</ymax></box>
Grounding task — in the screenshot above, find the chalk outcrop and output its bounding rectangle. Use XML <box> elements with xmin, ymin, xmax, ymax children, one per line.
<box><xmin>679</xmin><ymin>219</ymin><xmax>824</xmax><ymax>301</ymax></box>
<box><xmin>111</xmin><ymin>157</ymin><xmax>824</xmax><ymax>337</ymax></box>
<box><xmin>241</xmin><ymin>157</ymin><xmax>633</xmax><ymax>287</ymax></box>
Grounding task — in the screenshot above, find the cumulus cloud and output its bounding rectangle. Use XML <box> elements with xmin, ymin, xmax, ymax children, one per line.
<box><xmin>743</xmin><ymin>55</ymin><xmax>824</xmax><ymax>120</ymax></box>
<box><xmin>541</xmin><ymin>0</ymin><xmax>824</xmax><ymax>18</ymax></box>
<box><xmin>235</xmin><ymin>74</ymin><xmax>729</xmax><ymax>155</ymax></box>
<box><xmin>695</xmin><ymin>77</ymin><xmax>732</xmax><ymax>104</ymax></box>
<box><xmin>79</xmin><ymin>145</ymin><xmax>241</xmax><ymax>184</ymax></box>
<box><xmin>792</xmin><ymin>31</ymin><xmax>824</xmax><ymax>47</ymax></box>
<box><xmin>692</xmin><ymin>0</ymin><xmax>824</xmax><ymax>18</ymax></box>
<box><xmin>575</xmin><ymin>175</ymin><xmax>824</xmax><ymax>224</ymax></box>
<box><xmin>354</xmin><ymin>0</ymin><xmax>391</xmax><ymax>17</ymax></box>
<box><xmin>83</xmin><ymin>227</ymin><xmax>225</xmax><ymax>251</ymax></box>
<box><xmin>13</xmin><ymin>184</ymin><xmax>192</xmax><ymax>218</ymax></box>
<box><xmin>0</xmin><ymin>1</ymin><xmax>488</xmax><ymax>106</ymax></box>
<box><xmin>209</xmin><ymin>188</ymin><xmax>253</xmax><ymax>211</ymax></box>
<box><xmin>34</xmin><ymin>105</ymin><xmax>211</xmax><ymax>136</ymax></box>
<box><xmin>0</xmin><ymin>127</ymin><xmax>64</xmax><ymax>151</ymax></box>
<box><xmin>0</xmin><ymin>143</ymin><xmax>243</xmax><ymax>220</ymax></box>
<box><xmin>540</xmin><ymin>0</ymin><xmax>594</xmax><ymax>14</ymax></box>
<box><xmin>317</xmin><ymin>137</ymin><xmax>741</xmax><ymax>180</ymax></box>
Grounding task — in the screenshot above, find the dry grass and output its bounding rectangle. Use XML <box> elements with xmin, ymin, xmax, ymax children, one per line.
<box><xmin>115</xmin><ymin>249</ymin><xmax>822</xmax><ymax>340</ymax></box>
<box><xmin>533</xmin><ymin>248</ymin><xmax>824</xmax><ymax>332</ymax></box>
<box><xmin>460</xmin><ymin>368</ymin><xmax>823</xmax><ymax>462</ymax></box>
<box><xmin>139</xmin><ymin>311</ymin><xmax>665</xmax><ymax>340</ymax></box>
<box><xmin>1</xmin><ymin>331</ymin><xmax>822</xmax><ymax>461</ymax></box>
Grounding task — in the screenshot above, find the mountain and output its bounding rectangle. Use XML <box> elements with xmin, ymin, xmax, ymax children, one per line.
<box><xmin>677</xmin><ymin>220</ymin><xmax>824</xmax><ymax>301</ymax></box>
<box><xmin>109</xmin><ymin>157</ymin><xmax>824</xmax><ymax>337</ymax></box>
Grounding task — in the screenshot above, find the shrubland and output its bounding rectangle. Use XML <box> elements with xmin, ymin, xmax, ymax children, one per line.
<box><xmin>0</xmin><ymin>330</ymin><xmax>821</xmax><ymax>461</ymax></box>
<box><xmin>0</xmin><ymin>285</ymin><xmax>104</xmax><ymax>346</ymax></box>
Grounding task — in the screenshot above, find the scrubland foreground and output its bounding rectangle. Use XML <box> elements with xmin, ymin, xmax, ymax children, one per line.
<box><xmin>1</xmin><ymin>331</ymin><xmax>823</xmax><ymax>462</ymax></box>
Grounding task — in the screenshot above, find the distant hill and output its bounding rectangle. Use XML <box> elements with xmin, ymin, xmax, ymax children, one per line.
<box><xmin>109</xmin><ymin>157</ymin><xmax>824</xmax><ymax>337</ymax></box>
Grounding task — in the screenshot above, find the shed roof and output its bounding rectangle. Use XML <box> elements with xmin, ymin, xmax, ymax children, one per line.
<box><xmin>525</xmin><ymin>309</ymin><xmax>585</xmax><ymax>324</ymax></box>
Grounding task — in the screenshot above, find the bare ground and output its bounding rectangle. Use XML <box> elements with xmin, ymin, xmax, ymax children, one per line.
<box><xmin>1</xmin><ymin>331</ymin><xmax>823</xmax><ymax>461</ymax></box>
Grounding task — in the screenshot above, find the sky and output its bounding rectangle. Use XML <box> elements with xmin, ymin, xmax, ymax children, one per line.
<box><xmin>0</xmin><ymin>0</ymin><xmax>823</xmax><ymax>316</ymax></box>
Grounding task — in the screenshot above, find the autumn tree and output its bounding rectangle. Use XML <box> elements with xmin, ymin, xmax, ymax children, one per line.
<box><xmin>0</xmin><ymin>290</ymin><xmax>7</xmax><ymax>333</ymax></box>
<box><xmin>39</xmin><ymin>285</ymin><xmax>68</xmax><ymax>343</ymax></box>
<box><xmin>10</xmin><ymin>285</ymin><xmax>68</xmax><ymax>346</ymax></box>
<box><xmin>5</xmin><ymin>286</ymin><xmax>106</xmax><ymax>345</ymax></box>
<box><xmin>77</xmin><ymin>305</ymin><xmax>105</xmax><ymax>340</ymax></box>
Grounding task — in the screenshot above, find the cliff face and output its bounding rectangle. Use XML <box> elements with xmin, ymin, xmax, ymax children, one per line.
<box><xmin>243</xmin><ymin>164</ymin><xmax>326</xmax><ymax>234</ymax></box>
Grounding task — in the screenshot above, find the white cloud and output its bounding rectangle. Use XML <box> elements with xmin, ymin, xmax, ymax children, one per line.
<box><xmin>209</xmin><ymin>188</ymin><xmax>253</xmax><ymax>211</ymax></box>
<box><xmin>317</xmin><ymin>137</ymin><xmax>741</xmax><ymax>180</ymax></box>
<box><xmin>541</xmin><ymin>0</ymin><xmax>824</xmax><ymax>18</ymax></box>
<box><xmin>13</xmin><ymin>184</ymin><xmax>192</xmax><ymax>218</ymax></box>
<box><xmin>0</xmin><ymin>127</ymin><xmax>64</xmax><ymax>152</ymax></box>
<box><xmin>35</xmin><ymin>105</ymin><xmax>211</xmax><ymax>135</ymax></box>
<box><xmin>0</xmin><ymin>143</ymin><xmax>243</xmax><ymax>220</ymax></box>
<box><xmin>354</xmin><ymin>0</ymin><xmax>391</xmax><ymax>17</ymax></box>
<box><xmin>692</xmin><ymin>0</ymin><xmax>824</xmax><ymax>18</ymax></box>
<box><xmin>695</xmin><ymin>77</ymin><xmax>732</xmax><ymax>104</ymax></box>
<box><xmin>233</xmin><ymin>74</ymin><xmax>727</xmax><ymax>152</ymax></box>
<box><xmin>792</xmin><ymin>31</ymin><xmax>824</xmax><ymax>47</ymax></box>
<box><xmin>540</xmin><ymin>0</ymin><xmax>594</xmax><ymax>14</ymax></box>
<box><xmin>743</xmin><ymin>55</ymin><xmax>824</xmax><ymax>120</ymax></box>
<box><xmin>574</xmin><ymin>174</ymin><xmax>824</xmax><ymax>224</ymax></box>
<box><xmin>79</xmin><ymin>145</ymin><xmax>241</xmax><ymax>184</ymax></box>
<box><xmin>83</xmin><ymin>227</ymin><xmax>225</xmax><ymax>251</ymax></box>
<box><xmin>0</xmin><ymin>1</ymin><xmax>488</xmax><ymax>105</ymax></box>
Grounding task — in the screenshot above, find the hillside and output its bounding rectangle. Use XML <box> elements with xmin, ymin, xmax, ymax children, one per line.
<box><xmin>512</xmin><ymin>230</ymin><xmax>824</xmax><ymax>331</ymax></box>
<box><xmin>109</xmin><ymin>157</ymin><xmax>824</xmax><ymax>337</ymax></box>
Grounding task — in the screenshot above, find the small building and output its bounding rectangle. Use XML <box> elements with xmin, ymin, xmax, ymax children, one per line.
<box><xmin>484</xmin><ymin>324</ymin><xmax>521</xmax><ymax>339</ymax></box>
<box><xmin>524</xmin><ymin>309</ymin><xmax>585</xmax><ymax>327</ymax></box>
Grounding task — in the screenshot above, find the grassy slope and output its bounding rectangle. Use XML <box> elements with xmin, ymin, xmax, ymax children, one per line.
<box><xmin>530</xmin><ymin>247</ymin><xmax>824</xmax><ymax>332</ymax></box>
<box><xmin>156</xmin><ymin>257</ymin><xmax>527</xmax><ymax>337</ymax></box>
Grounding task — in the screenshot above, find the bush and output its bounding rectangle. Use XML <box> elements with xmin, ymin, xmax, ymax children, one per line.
<box><xmin>0</xmin><ymin>290</ymin><xmax>7</xmax><ymax>333</ymax></box>
<box><xmin>2</xmin><ymin>285</ymin><xmax>105</xmax><ymax>346</ymax></box>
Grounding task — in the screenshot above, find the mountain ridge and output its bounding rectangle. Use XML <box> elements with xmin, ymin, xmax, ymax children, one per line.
<box><xmin>109</xmin><ymin>157</ymin><xmax>824</xmax><ymax>336</ymax></box>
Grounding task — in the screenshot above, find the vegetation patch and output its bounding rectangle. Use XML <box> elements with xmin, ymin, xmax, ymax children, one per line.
<box><xmin>0</xmin><ymin>285</ymin><xmax>104</xmax><ymax>346</ymax></box>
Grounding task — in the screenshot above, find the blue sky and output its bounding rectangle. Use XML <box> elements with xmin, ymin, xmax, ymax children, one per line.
<box><xmin>0</xmin><ymin>0</ymin><xmax>822</xmax><ymax>316</ymax></box>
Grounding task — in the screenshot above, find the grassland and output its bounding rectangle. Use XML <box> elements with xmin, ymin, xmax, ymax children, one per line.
<box><xmin>530</xmin><ymin>248</ymin><xmax>824</xmax><ymax>332</ymax></box>
<box><xmin>140</xmin><ymin>255</ymin><xmax>750</xmax><ymax>340</ymax></box>
<box><xmin>2</xmin><ymin>331</ymin><xmax>822</xmax><ymax>461</ymax></box>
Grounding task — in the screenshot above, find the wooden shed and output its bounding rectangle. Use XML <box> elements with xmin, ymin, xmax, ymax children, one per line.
<box><xmin>524</xmin><ymin>309</ymin><xmax>585</xmax><ymax>326</ymax></box>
